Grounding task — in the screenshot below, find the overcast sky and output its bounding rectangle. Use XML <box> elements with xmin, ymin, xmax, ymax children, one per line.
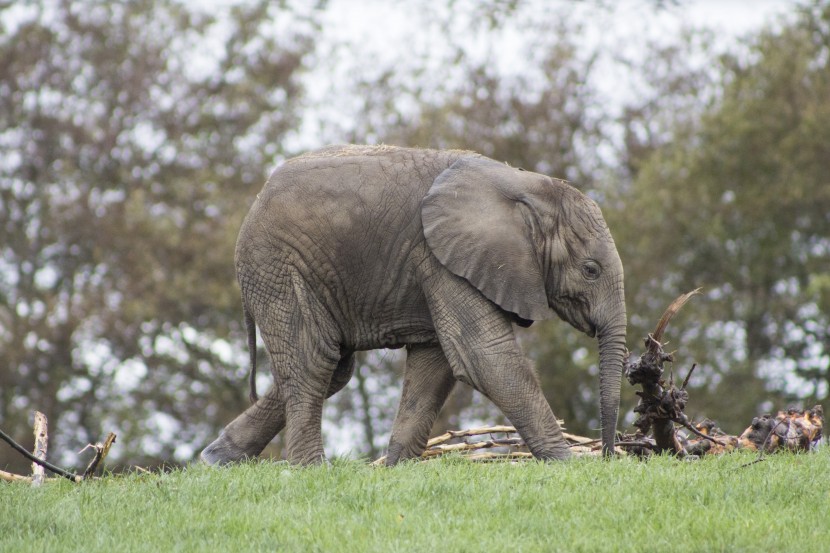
<box><xmin>289</xmin><ymin>0</ymin><xmax>795</xmax><ymax>152</ymax></box>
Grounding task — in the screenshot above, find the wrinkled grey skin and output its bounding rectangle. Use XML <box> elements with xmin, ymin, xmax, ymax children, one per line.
<box><xmin>200</xmin><ymin>145</ymin><xmax>626</xmax><ymax>466</ymax></box>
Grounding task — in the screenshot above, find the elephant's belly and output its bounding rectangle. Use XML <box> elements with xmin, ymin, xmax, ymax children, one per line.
<box><xmin>334</xmin><ymin>241</ymin><xmax>439</xmax><ymax>351</ymax></box>
<box><xmin>346</xmin><ymin>304</ymin><xmax>438</xmax><ymax>351</ymax></box>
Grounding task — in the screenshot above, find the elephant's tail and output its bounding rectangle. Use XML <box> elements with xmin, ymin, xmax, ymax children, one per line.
<box><xmin>244</xmin><ymin>303</ymin><xmax>259</xmax><ymax>404</ymax></box>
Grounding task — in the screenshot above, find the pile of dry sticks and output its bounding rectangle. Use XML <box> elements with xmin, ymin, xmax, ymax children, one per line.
<box><xmin>375</xmin><ymin>290</ymin><xmax>823</xmax><ymax>464</ymax></box>
<box><xmin>372</xmin><ymin>404</ymin><xmax>822</xmax><ymax>465</ymax></box>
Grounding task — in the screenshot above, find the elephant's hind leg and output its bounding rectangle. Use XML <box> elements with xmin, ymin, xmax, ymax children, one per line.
<box><xmin>276</xmin><ymin>346</ymin><xmax>341</xmax><ymax>465</ymax></box>
<box><xmin>200</xmin><ymin>353</ymin><xmax>355</xmax><ymax>465</ymax></box>
<box><xmin>235</xmin><ymin>263</ymin><xmax>346</xmax><ymax>466</ymax></box>
<box><xmin>385</xmin><ymin>344</ymin><xmax>456</xmax><ymax>466</ymax></box>
<box><xmin>200</xmin><ymin>383</ymin><xmax>285</xmax><ymax>465</ymax></box>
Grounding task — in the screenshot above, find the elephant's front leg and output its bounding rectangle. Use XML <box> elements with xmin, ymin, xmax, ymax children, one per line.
<box><xmin>426</xmin><ymin>273</ymin><xmax>571</xmax><ymax>461</ymax></box>
<box><xmin>200</xmin><ymin>383</ymin><xmax>285</xmax><ymax>465</ymax></box>
<box><xmin>385</xmin><ymin>344</ymin><xmax>456</xmax><ymax>466</ymax></box>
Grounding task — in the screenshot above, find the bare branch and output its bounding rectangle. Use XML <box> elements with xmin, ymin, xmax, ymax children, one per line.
<box><xmin>0</xmin><ymin>469</ymin><xmax>32</xmax><ymax>483</ymax></box>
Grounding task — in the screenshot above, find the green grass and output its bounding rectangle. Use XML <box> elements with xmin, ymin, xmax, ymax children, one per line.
<box><xmin>2</xmin><ymin>451</ymin><xmax>829</xmax><ymax>553</ymax></box>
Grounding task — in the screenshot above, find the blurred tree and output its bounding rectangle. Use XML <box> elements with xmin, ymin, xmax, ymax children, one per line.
<box><xmin>615</xmin><ymin>0</ymin><xmax>830</xmax><ymax>431</ymax></box>
<box><xmin>0</xmin><ymin>0</ymin><xmax>316</xmax><ymax>472</ymax></box>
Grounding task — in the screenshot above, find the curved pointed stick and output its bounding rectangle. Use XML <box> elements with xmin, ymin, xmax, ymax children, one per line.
<box><xmin>650</xmin><ymin>288</ymin><xmax>702</xmax><ymax>346</ymax></box>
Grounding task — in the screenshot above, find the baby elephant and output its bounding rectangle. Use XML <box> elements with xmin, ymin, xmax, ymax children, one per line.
<box><xmin>201</xmin><ymin>145</ymin><xmax>626</xmax><ymax>466</ymax></box>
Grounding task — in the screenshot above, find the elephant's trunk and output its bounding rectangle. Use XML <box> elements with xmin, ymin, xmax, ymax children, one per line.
<box><xmin>596</xmin><ymin>304</ymin><xmax>627</xmax><ymax>456</ymax></box>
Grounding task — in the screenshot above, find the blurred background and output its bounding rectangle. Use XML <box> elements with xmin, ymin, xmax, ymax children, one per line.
<box><xmin>1</xmin><ymin>0</ymin><xmax>828</xmax><ymax>473</ymax></box>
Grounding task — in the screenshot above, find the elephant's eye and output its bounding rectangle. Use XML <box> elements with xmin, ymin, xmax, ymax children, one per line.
<box><xmin>582</xmin><ymin>260</ymin><xmax>601</xmax><ymax>281</ymax></box>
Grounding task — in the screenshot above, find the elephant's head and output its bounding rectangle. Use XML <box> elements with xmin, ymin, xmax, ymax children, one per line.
<box><xmin>422</xmin><ymin>157</ymin><xmax>627</xmax><ymax>455</ymax></box>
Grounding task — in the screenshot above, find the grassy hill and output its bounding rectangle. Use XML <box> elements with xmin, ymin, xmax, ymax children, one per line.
<box><xmin>2</xmin><ymin>451</ymin><xmax>828</xmax><ymax>552</ymax></box>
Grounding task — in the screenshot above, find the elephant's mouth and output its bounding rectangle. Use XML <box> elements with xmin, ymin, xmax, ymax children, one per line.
<box><xmin>550</xmin><ymin>295</ymin><xmax>595</xmax><ymax>337</ymax></box>
<box><xmin>584</xmin><ymin>323</ymin><xmax>597</xmax><ymax>338</ymax></box>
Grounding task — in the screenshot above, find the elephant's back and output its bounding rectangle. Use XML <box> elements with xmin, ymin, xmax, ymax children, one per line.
<box><xmin>245</xmin><ymin>145</ymin><xmax>477</xmax><ymax>246</ymax></box>
<box><xmin>235</xmin><ymin>146</ymin><xmax>478</xmax><ymax>336</ymax></box>
<box><xmin>280</xmin><ymin>144</ymin><xmax>476</xmax><ymax>168</ymax></box>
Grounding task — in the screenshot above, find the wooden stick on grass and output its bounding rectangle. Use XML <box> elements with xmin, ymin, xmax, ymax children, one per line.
<box><xmin>0</xmin><ymin>468</ymin><xmax>32</xmax><ymax>483</ymax></box>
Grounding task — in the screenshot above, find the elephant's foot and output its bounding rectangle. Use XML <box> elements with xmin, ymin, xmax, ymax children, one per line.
<box><xmin>284</xmin><ymin>442</ymin><xmax>326</xmax><ymax>466</ymax></box>
<box><xmin>523</xmin><ymin>434</ymin><xmax>572</xmax><ymax>461</ymax></box>
<box><xmin>386</xmin><ymin>442</ymin><xmax>423</xmax><ymax>467</ymax></box>
<box><xmin>540</xmin><ymin>444</ymin><xmax>572</xmax><ymax>461</ymax></box>
<box><xmin>199</xmin><ymin>433</ymin><xmax>254</xmax><ymax>466</ymax></box>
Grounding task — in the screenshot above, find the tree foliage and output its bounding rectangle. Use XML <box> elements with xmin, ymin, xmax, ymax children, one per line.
<box><xmin>616</xmin><ymin>1</ymin><xmax>830</xmax><ymax>430</ymax></box>
<box><xmin>2</xmin><ymin>0</ymin><xmax>827</xmax><ymax>470</ymax></box>
<box><xmin>0</xmin><ymin>0</ymin><xmax>315</xmax><ymax>472</ymax></box>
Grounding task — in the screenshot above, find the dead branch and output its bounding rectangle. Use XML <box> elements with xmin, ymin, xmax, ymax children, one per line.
<box><xmin>674</xmin><ymin>414</ymin><xmax>728</xmax><ymax>446</ymax></box>
<box><xmin>425</xmin><ymin>424</ymin><xmax>560</xmax><ymax>448</ymax></box>
<box><xmin>463</xmin><ymin>452</ymin><xmax>534</xmax><ymax>462</ymax></box>
<box><xmin>373</xmin><ymin>424</ymin><xmax>635</xmax><ymax>465</ymax></box>
<box><xmin>624</xmin><ymin>289</ymin><xmax>702</xmax><ymax>456</ymax></box>
<box><xmin>81</xmin><ymin>432</ymin><xmax>117</xmax><ymax>479</ymax></box>
<box><xmin>615</xmin><ymin>441</ymin><xmax>655</xmax><ymax>449</ymax></box>
<box><xmin>420</xmin><ymin>437</ymin><xmax>525</xmax><ymax>457</ymax></box>
<box><xmin>562</xmin><ymin>433</ymin><xmax>599</xmax><ymax>445</ymax></box>
<box><xmin>1</xmin><ymin>413</ymin><xmax>118</xmax><ymax>483</ymax></box>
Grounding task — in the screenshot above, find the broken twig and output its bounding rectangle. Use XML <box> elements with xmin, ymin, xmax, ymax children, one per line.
<box><xmin>81</xmin><ymin>433</ymin><xmax>117</xmax><ymax>479</ymax></box>
<box><xmin>1</xmin><ymin>407</ymin><xmax>119</xmax><ymax>483</ymax></box>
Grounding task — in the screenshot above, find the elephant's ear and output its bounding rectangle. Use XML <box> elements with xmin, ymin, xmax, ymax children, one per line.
<box><xmin>421</xmin><ymin>156</ymin><xmax>553</xmax><ymax>321</ymax></box>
